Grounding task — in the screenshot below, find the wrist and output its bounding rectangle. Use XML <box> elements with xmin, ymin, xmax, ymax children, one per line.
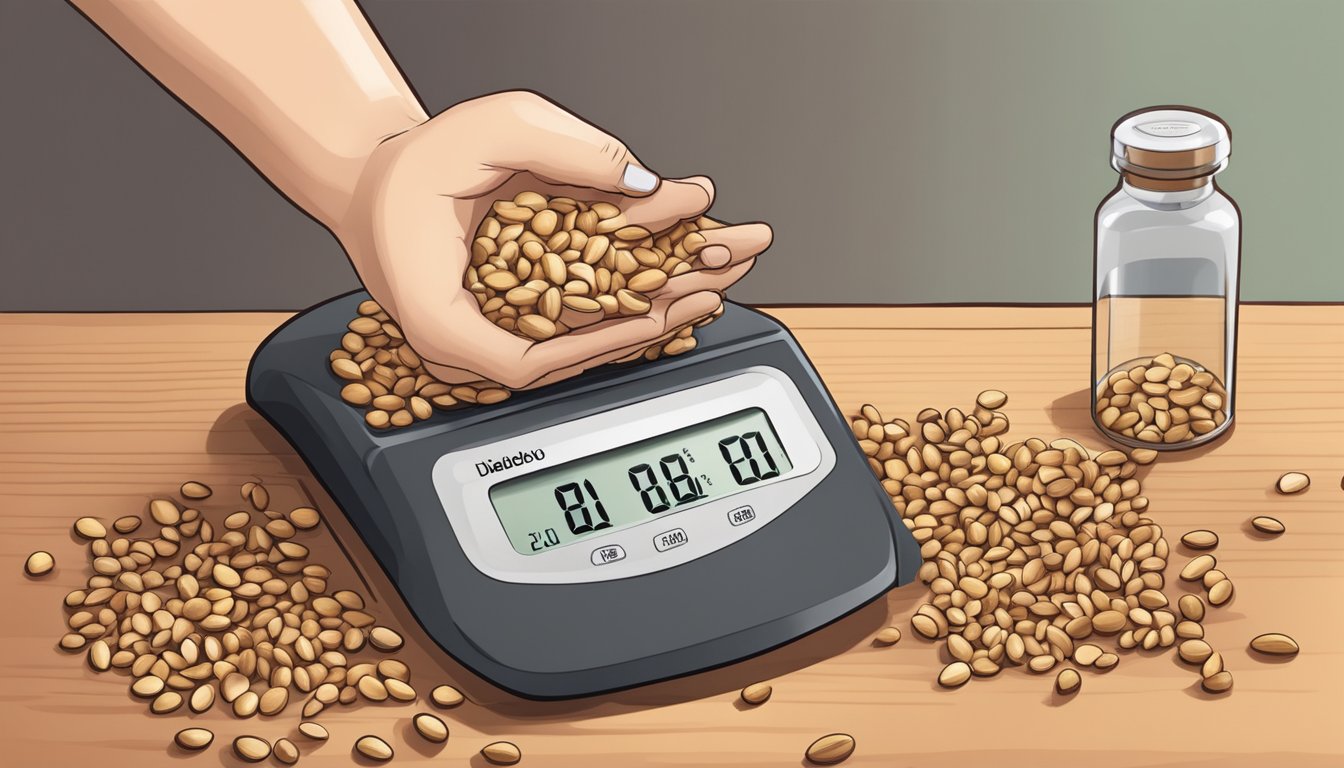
<box><xmin>329</xmin><ymin>106</ymin><xmax>429</xmax><ymax>315</ymax></box>
<box><xmin>307</xmin><ymin>100</ymin><xmax>427</xmax><ymax>232</ymax></box>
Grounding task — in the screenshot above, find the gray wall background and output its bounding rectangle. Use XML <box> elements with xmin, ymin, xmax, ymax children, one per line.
<box><xmin>3</xmin><ymin>0</ymin><xmax>1341</xmax><ymax>311</ymax></box>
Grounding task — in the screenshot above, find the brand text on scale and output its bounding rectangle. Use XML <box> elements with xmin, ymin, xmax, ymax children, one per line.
<box><xmin>476</xmin><ymin>449</ymin><xmax>546</xmax><ymax>476</ymax></box>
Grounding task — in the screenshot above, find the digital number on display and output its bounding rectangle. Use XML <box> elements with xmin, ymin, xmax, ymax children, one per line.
<box><xmin>488</xmin><ymin>409</ymin><xmax>793</xmax><ymax>555</ymax></box>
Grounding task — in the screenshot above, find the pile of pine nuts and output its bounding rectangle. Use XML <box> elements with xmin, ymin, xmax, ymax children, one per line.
<box><xmin>329</xmin><ymin>192</ymin><xmax>725</xmax><ymax>430</ymax></box>
<box><xmin>27</xmin><ymin>408</ymin><xmax>1314</xmax><ymax>764</ymax></box>
<box><xmin>856</xmin><ymin>391</ymin><xmax>1254</xmax><ymax>695</ymax></box>
<box><xmin>45</xmin><ymin>480</ymin><xmax>474</xmax><ymax>763</ymax></box>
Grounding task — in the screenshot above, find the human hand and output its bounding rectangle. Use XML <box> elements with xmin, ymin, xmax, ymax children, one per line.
<box><xmin>337</xmin><ymin>91</ymin><xmax>773</xmax><ymax>390</ymax></box>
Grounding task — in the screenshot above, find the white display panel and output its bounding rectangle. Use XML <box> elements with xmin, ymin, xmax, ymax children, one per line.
<box><xmin>431</xmin><ymin>367</ymin><xmax>835</xmax><ymax>584</ymax></box>
<box><xmin>489</xmin><ymin>408</ymin><xmax>795</xmax><ymax>555</ymax></box>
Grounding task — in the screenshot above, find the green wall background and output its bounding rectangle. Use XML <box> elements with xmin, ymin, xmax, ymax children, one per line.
<box><xmin>2</xmin><ymin>0</ymin><xmax>1340</xmax><ymax>309</ymax></box>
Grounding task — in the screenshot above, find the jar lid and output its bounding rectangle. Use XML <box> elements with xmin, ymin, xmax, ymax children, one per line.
<box><xmin>1111</xmin><ymin>108</ymin><xmax>1230</xmax><ymax>180</ymax></box>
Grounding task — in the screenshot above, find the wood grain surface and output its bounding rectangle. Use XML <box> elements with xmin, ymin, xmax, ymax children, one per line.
<box><xmin>1</xmin><ymin>305</ymin><xmax>1341</xmax><ymax>767</ymax></box>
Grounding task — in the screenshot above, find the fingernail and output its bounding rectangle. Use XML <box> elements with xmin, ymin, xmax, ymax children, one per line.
<box><xmin>621</xmin><ymin>163</ymin><xmax>659</xmax><ymax>193</ymax></box>
<box><xmin>701</xmin><ymin>245</ymin><xmax>731</xmax><ymax>268</ymax></box>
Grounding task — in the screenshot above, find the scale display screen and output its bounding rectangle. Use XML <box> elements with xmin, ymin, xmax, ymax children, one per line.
<box><xmin>489</xmin><ymin>408</ymin><xmax>793</xmax><ymax>555</ymax></box>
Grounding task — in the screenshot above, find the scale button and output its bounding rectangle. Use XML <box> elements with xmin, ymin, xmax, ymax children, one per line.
<box><xmin>590</xmin><ymin>545</ymin><xmax>626</xmax><ymax>566</ymax></box>
<box><xmin>653</xmin><ymin>528</ymin><xmax>689</xmax><ymax>552</ymax></box>
<box><xmin>727</xmin><ymin>506</ymin><xmax>757</xmax><ymax>526</ymax></box>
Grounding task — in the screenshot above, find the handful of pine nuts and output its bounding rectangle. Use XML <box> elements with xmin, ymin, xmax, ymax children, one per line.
<box><xmin>469</xmin><ymin>191</ymin><xmax>722</xmax><ymax>342</ymax></box>
<box><xmin>329</xmin><ymin>191</ymin><xmax>724</xmax><ymax>429</ymax></box>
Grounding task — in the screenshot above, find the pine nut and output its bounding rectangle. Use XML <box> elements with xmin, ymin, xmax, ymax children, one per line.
<box><xmin>873</xmin><ymin>627</ymin><xmax>902</xmax><ymax>646</ymax></box>
<box><xmin>482</xmin><ymin>741</ymin><xmax>522</xmax><ymax>765</ymax></box>
<box><xmin>740</xmin><ymin>682</ymin><xmax>773</xmax><ymax>705</ymax></box>
<box><xmin>805</xmin><ymin>734</ymin><xmax>855</xmax><ymax>765</ymax></box>
<box><xmin>1251</xmin><ymin>516</ymin><xmax>1285</xmax><ymax>534</ymax></box>
<box><xmin>431</xmin><ymin>684</ymin><xmax>465</xmax><ymax>708</ymax></box>
<box><xmin>413</xmin><ymin>712</ymin><xmax>450</xmax><ymax>743</ymax></box>
<box><xmin>1180</xmin><ymin>530</ymin><xmax>1218</xmax><ymax>550</ymax></box>
<box><xmin>174</xmin><ymin>728</ymin><xmax>214</xmax><ymax>750</ymax></box>
<box><xmin>1249</xmin><ymin>633</ymin><xmax>1299</xmax><ymax>656</ymax></box>
<box><xmin>1276</xmin><ymin>472</ymin><xmax>1310</xmax><ymax>494</ymax></box>
<box><xmin>1055</xmin><ymin>667</ymin><xmax>1081</xmax><ymax>694</ymax></box>
<box><xmin>24</xmin><ymin>551</ymin><xmax>54</xmax><ymax>577</ymax></box>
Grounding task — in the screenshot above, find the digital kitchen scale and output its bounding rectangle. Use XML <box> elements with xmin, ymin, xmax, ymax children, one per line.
<box><xmin>247</xmin><ymin>290</ymin><xmax>919</xmax><ymax>699</ymax></box>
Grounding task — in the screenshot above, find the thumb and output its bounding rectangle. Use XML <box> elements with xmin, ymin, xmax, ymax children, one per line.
<box><xmin>464</xmin><ymin>91</ymin><xmax>661</xmax><ymax>196</ymax></box>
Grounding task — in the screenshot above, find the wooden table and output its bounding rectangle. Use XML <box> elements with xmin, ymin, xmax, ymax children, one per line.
<box><xmin>2</xmin><ymin>305</ymin><xmax>1341</xmax><ymax>767</ymax></box>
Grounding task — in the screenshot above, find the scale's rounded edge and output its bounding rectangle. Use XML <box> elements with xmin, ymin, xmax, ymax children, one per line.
<box><xmin>246</xmin><ymin>291</ymin><xmax>921</xmax><ymax>700</ymax></box>
<box><xmin>243</xmin><ymin>288</ymin><xmax>416</xmax><ymax>617</ymax></box>
<box><xmin>243</xmin><ymin>288</ymin><xmax>363</xmax><ymax>415</ymax></box>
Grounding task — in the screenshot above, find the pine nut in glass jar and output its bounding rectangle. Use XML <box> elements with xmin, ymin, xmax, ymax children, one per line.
<box><xmin>1091</xmin><ymin>107</ymin><xmax>1240</xmax><ymax>450</ymax></box>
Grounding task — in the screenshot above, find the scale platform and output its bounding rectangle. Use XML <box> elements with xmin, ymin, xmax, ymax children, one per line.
<box><xmin>247</xmin><ymin>291</ymin><xmax>919</xmax><ymax>699</ymax></box>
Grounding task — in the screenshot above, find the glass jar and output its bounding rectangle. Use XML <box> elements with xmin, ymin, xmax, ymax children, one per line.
<box><xmin>1091</xmin><ymin>107</ymin><xmax>1240</xmax><ymax>450</ymax></box>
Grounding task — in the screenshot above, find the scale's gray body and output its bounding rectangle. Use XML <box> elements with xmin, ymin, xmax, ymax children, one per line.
<box><xmin>247</xmin><ymin>292</ymin><xmax>919</xmax><ymax>700</ymax></box>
